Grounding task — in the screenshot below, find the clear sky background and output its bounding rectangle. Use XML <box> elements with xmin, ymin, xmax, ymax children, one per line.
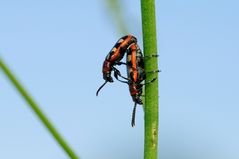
<box><xmin>0</xmin><ymin>0</ymin><xmax>239</xmax><ymax>159</ymax></box>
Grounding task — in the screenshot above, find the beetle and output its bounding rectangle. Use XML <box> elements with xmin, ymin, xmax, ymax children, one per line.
<box><xmin>126</xmin><ymin>44</ymin><xmax>146</xmax><ymax>127</ymax></box>
<box><xmin>115</xmin><ymin>43</ymin><xmax>159</xmax><ymax>127</ymax></box>
<box><xmin>96</xmin><ymin>35</ymin><xmax>137</xmax><ymax>96</ymax></box>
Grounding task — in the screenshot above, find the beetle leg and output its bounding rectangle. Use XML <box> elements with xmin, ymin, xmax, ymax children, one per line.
<box><xmin>146</xmin><ymin>70</ymin><xmax>161</xmax><ymax>75</ymax></box>
<box><xmin>144</xmin><ymin>69</ymin><xmax>161</xmax><ymax>85</ymax></box>
<box><xmin>113</xmin><ymin>67</ymin><xmax>129</xmax><ymax>80</ymax></box>
<box><xmin>141</xmin><ymin>77</ymin><xmax>158</xmax><ymax>86</ymax></box>
<box><xmin>112</xmin><ymin>67</ymin><xmax>130</xmax><ymax>84</ymax></box>
<box><xmin>115</xmin><ymin>61</ymin><xmax>128</xmax><ymax>66</ymax></box>
<box><xmin>144</xmin><ymin>54</ymin><xmax>159</xmax><ymax>59</ymax></box>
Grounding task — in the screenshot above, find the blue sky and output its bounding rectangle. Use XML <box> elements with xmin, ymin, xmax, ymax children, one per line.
<box><xmin>0</xmin><ymin>0</ymin><xmax>239</xmax><ymax>159</ymax></box>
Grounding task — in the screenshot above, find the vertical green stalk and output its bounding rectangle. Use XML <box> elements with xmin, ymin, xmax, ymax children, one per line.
<box><xmin>0</xmin><ymin>58</ymin><xmax>79</xmax><ymax>159</ymax></box>
<box><xmin>141</xmin><ymin>0</ymin><xmax>159</xmax><ymax>159</ymax></box>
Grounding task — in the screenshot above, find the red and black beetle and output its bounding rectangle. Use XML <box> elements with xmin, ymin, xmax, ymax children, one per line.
<box><xmin>115</xmin><ymin>43</ymin><xmax>158</xmax><ymax>126</ymax></box>
<box><xmin>96</xmin><ymin>35</ymin><xmax>159</xmax><ymax>127</ymax></box>
<box><xmin>96</xmin><ymin>35</ymin><xmax>137</xmax><ymax>96</ymax></box>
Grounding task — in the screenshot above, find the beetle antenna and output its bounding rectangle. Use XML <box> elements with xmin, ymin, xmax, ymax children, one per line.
<box><xmin>96</xmin><ymin>81</ymin><xmax>108</xmax><ymax>96</ymax></box>
<box><xmin>131</xmin><ymin>102</ymin><xmax>137</xmax><ymax>127</ymax></box>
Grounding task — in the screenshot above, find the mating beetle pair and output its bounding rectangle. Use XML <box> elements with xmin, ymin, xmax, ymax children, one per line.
<box><xmin>96</xmin><ymin>35</ymin><xmax>159</xmax><ymax>127</ymax></box>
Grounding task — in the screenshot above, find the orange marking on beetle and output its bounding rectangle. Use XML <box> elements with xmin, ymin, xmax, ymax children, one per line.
<box><xmin>110</xmin><ymin>35</ymin><xmax>133</xmax><ymax>61</ymax></box>
<box><xmin>130</xmin><ymin>44</ymin><xmax>138</xmax><ymax>82</ymax></box>
<box><xmin>117</xmin><ymin>39</ymin><xmax>124</xmax><ymax>43</ymax></box>
<box><xmin>112</xmin><ymin>47</ymin><xmax>117</xmax><ymax>52</ymax></box>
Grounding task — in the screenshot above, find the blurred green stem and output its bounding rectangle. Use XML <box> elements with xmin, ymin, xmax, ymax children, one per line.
<box><xmin>105</xmin><ymin>0</ymin><xmax>128</xmax><ymax>35</ymax></box>
<box><xmin>0</xmin><ymin>58</ymin><xmax>79</xmax><ymax>159</ymax></box>
<box><xmin>140</xmin><ymin>0</ymin><xmax>159</xmax><ymax>159</ymax></box>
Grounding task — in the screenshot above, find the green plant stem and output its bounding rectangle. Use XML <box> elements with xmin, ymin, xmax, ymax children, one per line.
<box><xmin>140</xmin><ymin>0</ymin><xmax>159</xmax><ymax>159</ymax></box>
<box><xmin>0</xmin><ymin>58</ymin><xmax>79</xmax><ymax>159</ymax></box>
